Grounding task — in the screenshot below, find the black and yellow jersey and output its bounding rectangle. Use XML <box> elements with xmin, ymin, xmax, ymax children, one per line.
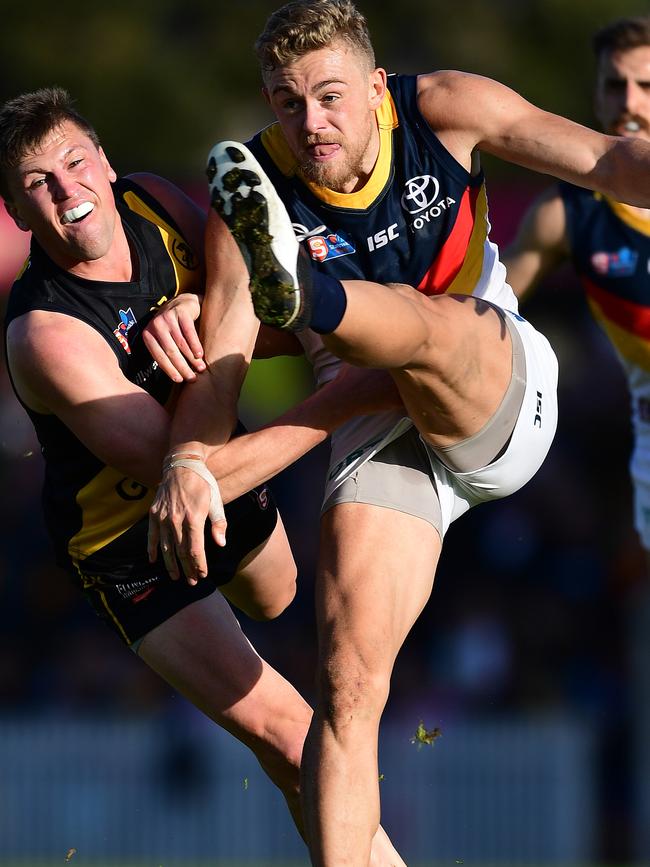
<box><xmin>4</xmin><ymin>178</ymin><xmax>200</xmax><ymax>575</ymax></box>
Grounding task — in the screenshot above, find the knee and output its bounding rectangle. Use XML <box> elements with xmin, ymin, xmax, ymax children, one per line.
<box><xmin>252</xmin><ymin>720</ymin><xmax>305</xmax><ymax>798</ymax></box>
<box><xmin>318</xmin><ymin>655</ymin><xmax>391</xmax><ymax>730</ymax></box>
<box><xmin>244</xmin><ymin>563</ymin><xmax>297</xmax><ymax>621</ymax></box>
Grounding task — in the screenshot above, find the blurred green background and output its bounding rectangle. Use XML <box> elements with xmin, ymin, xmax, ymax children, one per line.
<box><xmin>2</xmin><ymin>0</ymin><xmax>646</xmax><ymax>182</ymax></box>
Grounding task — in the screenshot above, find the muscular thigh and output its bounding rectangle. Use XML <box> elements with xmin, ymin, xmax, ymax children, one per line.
<box><xmin>316</xmin><ymin>502</ymin><xmax>441</xmax><ymax>667</ymax></box>
<box><xmin>220</xmin><ymin>515</ymin><xmax>296</xmax><ymax>618</ymax></box>
<box><xmin>392</xmin><ymin>294</ymin><xmax>513</xmax><ymax>447</ymax></box>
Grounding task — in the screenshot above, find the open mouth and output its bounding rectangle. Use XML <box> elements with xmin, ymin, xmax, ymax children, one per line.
<box><xmin>61</xmin><ymin>202</ymin><xmax>94</xmax><ymax>224</ymax></box>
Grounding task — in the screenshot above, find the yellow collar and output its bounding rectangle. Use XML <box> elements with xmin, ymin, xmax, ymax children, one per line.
<box><xmin>260</xmin><ymin>89</ymin><xmax>399</xmax><ymax>210</ymax></box>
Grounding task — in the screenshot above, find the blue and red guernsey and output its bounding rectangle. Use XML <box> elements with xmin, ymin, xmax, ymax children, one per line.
<box><xmin>562</xmin><ymin>181</ymin><xmax>650</xmax><ymax>376</ymax></box>
<box><xmin>247</xmin><ymin>73</ymin><xmax>516</xmax><ymax>311</ymax></box>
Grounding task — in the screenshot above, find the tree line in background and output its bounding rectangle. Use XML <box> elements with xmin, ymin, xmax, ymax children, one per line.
<box><xmin>1</xmin><ymin>0</ymin><xmax>645</xmax><ymax>183</ymax></box>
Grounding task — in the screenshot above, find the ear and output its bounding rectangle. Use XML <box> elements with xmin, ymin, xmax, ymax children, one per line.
<box><xmin>98</xmin><ymin>146</ymin><xmax>118</xmax><ymax>183</ymax></box>
<box><xmin>369</xmin><ymin>67</ymin><xmax>387</xmax><ymax>110</ymax></box>
<box><xmin>5</xmin><ymin>201</ymin><xmax>29</xmax><ymax>232</ymax></box>
<box><xmin>262</xmin><ymin>86</ymin><xmax>271</xmax><ymax>107</ymax></box>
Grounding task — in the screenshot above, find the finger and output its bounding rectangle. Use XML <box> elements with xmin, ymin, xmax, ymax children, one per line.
<box><xmin>147</xmin><ymin>510</ymin><xmax>160</xmax><ymax>563</ymax></box>
<box><xmin>163</xmin><ymin>324</ymin><xmax>199</xmax><ymax>368</ymax></box>
<box><xmin>211</xmin><ymin>517</ymin><xmax>228</xmax><ymax>548</ymax></box>
<box><xmin>179</xmin><ymin>528</ymin><xmax>209</xmax><ymax>585</ymax></box>
<box><xmin>142</xmin><ymin>331</ymin><xmax>184</xmax><ymax>383</ymax></box>
<box><xmin>159</xmin><ymin>529</ymin><xmax>180</xmax><ymax>580</ymax></box>
<box><xmin>177</xmin><ymin>315</ymin><xmax>206</xmax><ymax>369</ymax></box>
<box><xmin>160</xmin><ymin>341</ymin><xmax>198</xmax><ymax>382</ymax></box>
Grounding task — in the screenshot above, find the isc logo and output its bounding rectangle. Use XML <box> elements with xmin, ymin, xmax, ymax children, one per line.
<box><xmin>534</xmin><ymin>391</ymin><xmax>542</xmax><ymax>428</ymax></box>
<box><xmin>367</xmin><ymin>223</ymin><xmax>399</xmax><ymax>252</ymax></box>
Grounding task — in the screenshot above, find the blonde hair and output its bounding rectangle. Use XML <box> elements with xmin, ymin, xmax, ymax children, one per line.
<box><xmin>255</xmin><ymin>0</ymin><xmax>375</xmax><ymax>78</ymax></box>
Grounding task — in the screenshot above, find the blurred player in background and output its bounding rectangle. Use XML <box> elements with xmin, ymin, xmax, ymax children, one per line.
<box><xmin>503</xmin><ymin>15</ymin><xmax>650</xmax><ymax>568</ymax></box>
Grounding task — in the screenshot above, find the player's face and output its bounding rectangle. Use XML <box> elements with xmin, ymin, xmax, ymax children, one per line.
<box><xmin>263</xmin><ymin>40</ymin><xmax>386</xmax><ymax>193</ymax></box>
<box><xmin>5</xmin><ymin>119</ymin><xmax>118</xmax><ymax>269</ymax></box>
<box><xmin>595</xmin><ymin>45</ymin><xmax>650</xmax><ymax>142</ymax></box>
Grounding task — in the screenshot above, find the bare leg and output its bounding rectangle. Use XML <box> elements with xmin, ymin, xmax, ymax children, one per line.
<box><xmin>219</xmin><ymin>516</ymin><xmax>298</xmax><ymax>619</ymax></box>
<box><xmin>139</xmin><ymin>589</ymin><xmax>310</xmax><ymax>832</ymax></box>
<box><xmin>139</xmin><ymin>525</ymin><xmax>406</xmax><ymax>863</ymax></box>
<box><xmin>323</xmin><ymin>282</ymin><xmax>513</xmax><ymax>449</ymax></box>
<box><xmin>301</xmin><ymin>502</ymin><xmax>441</xmax><ymax>866</ymax></box>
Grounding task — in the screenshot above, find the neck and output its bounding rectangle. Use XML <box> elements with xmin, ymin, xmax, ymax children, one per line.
<box><xmin>67</xmin><ymin>219</ymin><xmax>135</xmax><ymax>281</ymax></box>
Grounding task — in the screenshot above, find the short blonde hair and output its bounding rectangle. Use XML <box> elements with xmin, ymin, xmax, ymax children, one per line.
<box><xmin>255</xmin><ymin>0</ymin><xmax>375</xmax><ymax>78</ymax></box>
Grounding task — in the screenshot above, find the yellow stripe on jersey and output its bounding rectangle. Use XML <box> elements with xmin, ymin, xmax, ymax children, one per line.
<box><xmin>68</xmin><ymin>467</ymin><xmax>153</xmax><ymax>562</ymax></box>
<box><xmin>445</xmin><ymin>184</ymin><xmax>489</xmax><ymax>296</ymax></box>
<box><xmin>14</xmin><ymin>256</ymin><xmax>30</xmax><ymax>281</ymax></box>
<box><xmin>260</xmin><ymin>89</ymin><xmax>399</xmax><ymax>211</ymax></box>
<box><xmin>122</xmin><ymin>191</ymin><xmax>198</xmax><ymax>295</ymax></box>
<box><xmin>602</xmin><ymin>196</ymin><xmax>650</xmax><ymax>237</ymax></box>
<box><xmin>587</xmin><ymin>298</ymin><xmax>650</xmax><ymax>371</ymax></box>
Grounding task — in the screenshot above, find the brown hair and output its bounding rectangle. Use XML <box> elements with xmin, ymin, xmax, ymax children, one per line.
<box><xmin>593</xmin><ymin>15</ymin><xmax>650</xmax><ymax>60</ymax></box>
<box><xmin>0</xmin><ymin>87</ymin><xmax>100</xmax><ymax>201</ymax></box>
<box><xmin>255</xmin><ymin>0</ymin><xmax>375</xmax><ymax>78</ymax></box>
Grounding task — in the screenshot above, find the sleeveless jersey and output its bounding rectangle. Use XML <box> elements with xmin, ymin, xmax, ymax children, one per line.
<box><xmin>561</xmin><ymin>181</ymin><xmax>650</xmax><ymax>445</ymax></box>
<box><xmin>4</xmin><ymin>178</ymin><xmax>201</xmax><ymax>574</ymax></box>
<box><xmin>247</xmin><ymin>73</ymin><xmax>519</xmax><ymax>487</ymax></box>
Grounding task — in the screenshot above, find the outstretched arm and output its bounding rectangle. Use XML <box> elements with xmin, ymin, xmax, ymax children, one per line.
<box><xmin>149</xmin><ymin>363</ymin><xmax>402</xmax><ymax>583</ymax></box>
<box><xmin>416</xmin><ymin>70</ymin><xmax>650</xmax><ymax>206</ymax></box>
<box><xmin>151</xmin><ymin>207</ymin><xmax>260</xmax><ymax>547</ymax></box>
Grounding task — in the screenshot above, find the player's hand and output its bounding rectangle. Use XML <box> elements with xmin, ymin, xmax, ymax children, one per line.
<box><xmin>142</xmin><ymin>293</ymin><xmax>205</xmax><ymax>383</ymax></box>
<box><xmin>148</xmin><ymin>464</ymin><xmax>227</xmax><ymax>586</ymax></box>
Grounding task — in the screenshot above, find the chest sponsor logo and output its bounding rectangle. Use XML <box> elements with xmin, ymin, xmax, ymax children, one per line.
<box><xmin>113</xmin><ymin>307</ymin><xmax>137</xmax><ymax>354</ymax></box>
<box><xmin>293</xmin><ymin>222</ymin><xmax>356</xmax><ymax>262</ymax></box>
<box><xmin>401</xmin><ymin>175</ymin><xmax>456</xmax><ymax>230</ymax></box>
<box><xmin>590</xmin><ymin>247</ymin><xmax>638</xmax><ymax>277</ymax></box>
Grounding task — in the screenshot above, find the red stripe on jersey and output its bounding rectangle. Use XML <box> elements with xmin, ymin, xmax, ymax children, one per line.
<box><xmin>584</xmin><ymin>275</ymin><xmax>650</xmax><ymax>338</ymax></box>
<box><xmin>417</xmin><ymin>186</ymin><xmax>479</xmax><ymax>296</ymax></box>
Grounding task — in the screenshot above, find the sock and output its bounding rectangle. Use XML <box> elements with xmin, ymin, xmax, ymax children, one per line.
<box><xmin>309</xmin><ymin>271</ymin><xmax>348</xmax><ymax>334</ymax></box>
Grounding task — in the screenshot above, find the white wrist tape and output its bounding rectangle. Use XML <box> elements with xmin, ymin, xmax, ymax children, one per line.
<box><xmin>166</xmin><ymin>458</ymin><xmax>225</xmax><ymax>523</ymax></box>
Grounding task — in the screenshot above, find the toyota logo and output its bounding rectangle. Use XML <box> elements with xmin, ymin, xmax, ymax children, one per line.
<box><xmin>401</xmin><ymin>175</ymin><xmax>440</xmax><ymax>214</ymax></box>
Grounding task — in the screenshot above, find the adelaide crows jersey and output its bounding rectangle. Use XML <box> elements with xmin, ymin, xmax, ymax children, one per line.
<box><xmin>561</xmin><ymin>181</ymin><xmax>650</xmax><ymax>437</ymax></box>
<box><xmin>247</xmin><ymin>73</ymin><xmax>519</xmax><ymax>490</ymax></box>
<box><xmin>4</xmin><ymin>178</ymin><xmax>200</xmax><ymax>574</ymax></box>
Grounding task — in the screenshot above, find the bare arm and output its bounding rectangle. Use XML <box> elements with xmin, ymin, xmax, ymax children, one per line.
<box><xmin>501</xmin><ymin>185</ymin><xmax>571</xmax><ymax>300</ymax></box>
<box><xmin>159</xmin><ymin>208</ymin><xmax>257</xmax><ymax>464</ymax></box>
<box><xmin>6</xmin><ymin>312</ymin><xmax>173</xmax><ymax>487</ymax></box>
<box><xmin>132</xmin><ymin>173</ymin><xmax>208</xmax><ymax>382</ymax></box>
<box><xmin>417</xmin><ymin>70</ymin><xmax>650</xmax><ymax>206</ymax></box>
<box><xmin>148</xmin><ymin>363</ymin><xmax>402</xmax><ymax>583</ymax></box>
